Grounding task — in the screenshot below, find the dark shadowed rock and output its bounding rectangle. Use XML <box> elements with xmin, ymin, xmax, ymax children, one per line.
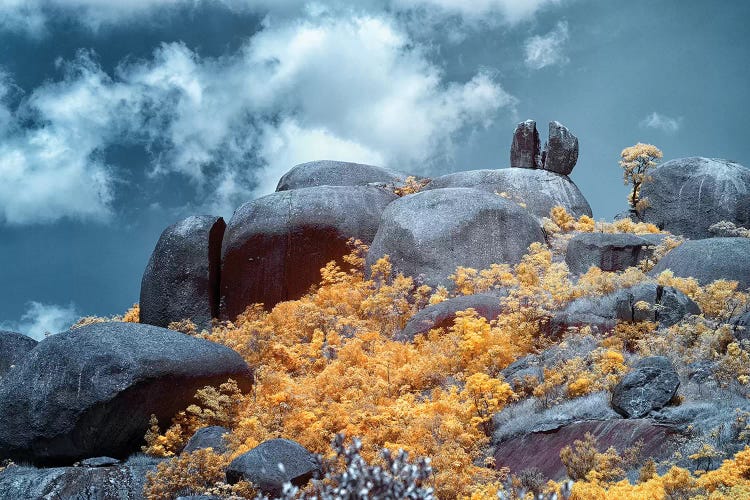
<box><xmin>140</xmin><ymin>215</ymin><xmax>225</xmax><ymax>330</ymax></box>
<box><xmin>276</xmin><ymin>160</ymin><xmax>410</xmax><ymax>191</ymax></box>
<box><xmin>226</xmin><ymin>439</ymin><xmax>321</xmax><ymax>496</ymax></box>
<box><xmin>565</xmin><ymin>233</ymin><xmax>660</xmax><ymax>274</ymax></box>
<box><xmin>511</xmin><ymin>120</ymin><xmax>541</xmax><ymax>169</ymax></box>
<box><xmin>550</xmin><ymin>284</ymin><xmax>699</xmax><ymax>337</ymax></box>
<box><xmin>0</xmin><ymin>330</ymin><xmax>37</xmax><ymax>378</ymax></box>
<box><xmin>366</xmin><ymin>188</ymin><xmax>545</xmax><ymax>289</ymax></box>
<box><xmin>424</xmin><ymin>168</ymin><xmax>592</xmax><ymax>220</ymax></box>
<box><xmin>731</xmin><ymin>311</ymin><xmax>750</xmax><ymax>341</ymax></box>
<box><xmin>0</xmin><ymin>463</ymin><xmax>154</xmax><ymax>499</ymax></box>
<box><xmin>639</xmin><ymin>157</ymin><xmax>750</xmax><ymax>239</ymax></box>
<box><xmin>0</xmin><ymin>322</ymin><xmax>253</xmax><ymax>466</ymax></box>
<box><xmin>611</xmin><ymin>356</ymin><xmax>679</xmax><ymax>418</ymax></box>
<box><xmin>493</xmin><ymin>418</ymin><xmax>681</xmax><ymax>479</ymax></box>
<box><xmin>221</xmin><ymin>185</ymin><xmax>397</xmax><ymax>319</ymax></box>
<box><xmin>397</xmin><ymin>294</ymin><xmax>504</xmax><ymax>341</ymax></box>
<box><xmin>542</xmin><ymin>121</ymin><xmax>579</xmax><ymax>175</ymax></box>
<box><xmin>651</xmin><ymin>237</ymin><xmax>750</xmax><ymax>289</ymax></box>
<box><xmin>182</xmin><ymin>426</ymin><xmax>229</xmax><ymax>455</ymax></box>
<box><xmin>501</xmin><ymin>356</ymin><xmax>544</xmax><ymax>392</ymax></box>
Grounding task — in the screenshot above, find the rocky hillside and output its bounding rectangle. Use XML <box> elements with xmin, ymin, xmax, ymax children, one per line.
<box><xmin>2</xmin><ymin>120</ymin><xmax>750</xmax><ymax>499</ymax></box>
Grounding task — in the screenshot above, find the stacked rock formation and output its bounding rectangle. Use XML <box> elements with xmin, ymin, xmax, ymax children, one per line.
<box><xmin>510</xmin><ymin>120</ymin><xmax>579</xmax><ymax>176</ymax></box>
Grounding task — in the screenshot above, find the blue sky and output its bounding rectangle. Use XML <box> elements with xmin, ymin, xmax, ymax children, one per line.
<box><xmin>0</xmin><ymin>0</ymin><xmax>748</xmax><ymax>337</ymax></box>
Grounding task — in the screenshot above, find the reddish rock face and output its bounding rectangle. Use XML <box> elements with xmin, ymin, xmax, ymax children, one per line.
<box><xmin>493</xmin><ymin>419</ymin><xmax>682</xmax><ymax>479</ymax></box>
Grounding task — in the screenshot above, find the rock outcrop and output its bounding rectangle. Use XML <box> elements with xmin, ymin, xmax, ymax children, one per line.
<box><xmin>565</xmin><ymin>232</ymin><xmax>660</xmax><ymax>274</ymax></box>
<box><xmin>0</xmin><ymin>330</ymin><xmax>37</xmax><ymax>378</ymax></box>
<box><xmin>366</xmin><ymin>188</ymin><xmax>545</xmax><ymax>289</ymax></box>
<box><xmin>424</xmin><ymin>168</ymin><xmax>591</xmax><ymax>220</ymax></box>
<box><xmin>550</xmin><ymin>284</ymin><xmax>699</xmax><ymax>337</ymax></box>
<box><xmin>0</xmin><ymin>461</ymin><xmax>158</xmax><ymax>500</ymax></box>
<box><xmin>220</xmin><ymin>185</ymin><xmax>397</xmax><ymax>318</ymax></box>
<box><xmin>651</xmin><ymin>237</ymin><xmax>750</xmax><ymax>289</ymax></box>
<box><xmin>396</xmin><ymin>293</ymin><xmax>505</xmax><ymax>342</ymax></box>
<box><xmin>611</xmin><ymin>356</ymin><xmax>680</xmax><ymax>418</ymax></box>
<box><xmin>0</xmin><ymin>322</ymin><xmax>253</xmax><ymax>465</ymax></box>
<box><xmin>276</xmin><ymin>160</ymin><xmax>410</xmax><ymax>191</ymax></box>
<box><xmin>140</xmin><ymin>215</ymin><xmax>225</xmax><ymax>330</ymax></box>
<box><xmin>226</xmin><ymin>439</ymin><xmax>320</xmax><ymax>496</ymax></box>
<box><xmin>639</xmin><ymin>157</ymin><xmax>750</xmax><ymax>239</ymax></box>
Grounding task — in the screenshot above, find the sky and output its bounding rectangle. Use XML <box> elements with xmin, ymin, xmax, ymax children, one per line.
<box><xmin>0</xmin><ymin>0</ymin><xmax>748</xmax><ymax>338</ymax></box>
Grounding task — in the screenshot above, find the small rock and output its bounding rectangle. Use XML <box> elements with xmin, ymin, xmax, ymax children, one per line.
<box><xmin>611</xmin><ymin>356</ymin><xmax>680</xmax><ymax>418</ymax></box>
<box><xmin>182</xmin><ymin>426</ymin><xmax>229</xmax><ymax>455</ymax></box>
<box><xmin>397</xmin><ymin>294</ymin><xmax>505</xmax><ymax>341</ymax></box>
<box><xmin>226</xmin><ymin>439</ymin><xmax>321</xmax><ymax>497</ymax></box>
<box><xmin>542</xmin><ymin>121</ymin><xmax>579</xmax><ymax>175</ymax></box>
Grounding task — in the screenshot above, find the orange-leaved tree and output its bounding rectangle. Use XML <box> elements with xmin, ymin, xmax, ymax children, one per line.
<box><xmin>619</xmin><ymin>143</ymin><xmax>662</xmax><ymax>217</ymax></box>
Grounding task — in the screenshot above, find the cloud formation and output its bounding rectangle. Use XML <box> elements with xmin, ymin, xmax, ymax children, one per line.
<box><xmin>524</xmin><ymin>20</ymin><xmax>569</xmax><ymax>69</ymax></box>
<box><xmin>0</xmin><ymin>0</ymin><xmax>561</xmax><ymax>34</ymax></box>
<box><xmin>0</xmin><ymin>301</ymin><xmax>78</xmax><ymax>340</ymax></box>
<box><xmin>0</xmin><ymin>14</ymin><xmax>514</xmax><ymax>223</ymax></box>
<box><xmin>640</xmin><ymin>112</ymin><xmax>682</xmax><ymax>134</ymax></box>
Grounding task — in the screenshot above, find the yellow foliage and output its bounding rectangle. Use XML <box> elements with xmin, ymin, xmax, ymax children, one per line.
<box><xmin>620</xmin><ymin>142</ymin><xmax>663</xmax><ymax>214</ymax></box>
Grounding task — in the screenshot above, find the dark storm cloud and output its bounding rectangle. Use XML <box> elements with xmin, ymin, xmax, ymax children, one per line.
<box><xmin>0</xmin><ymin>0</ymin><xmax>748</xmax><ymax>335</ymax></box>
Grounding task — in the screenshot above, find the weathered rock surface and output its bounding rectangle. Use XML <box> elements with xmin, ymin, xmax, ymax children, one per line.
<box><xmin>226</xmin><ymin>439</ymin><xmax>320</xmax><ymax>496</ymax></box>
<box><xmin>639</xmin><ymin>157</ymin><xmax>750</xmax><ymax>239</ymax></box>
<box><xmin>611</xmin><ymin>356</ymin><xmax>680</xmax><ymax>418</ymax></box>
<box><xmin>510</xmin><ymin>120</ymin><xmax>541</xmax><ymax>169</ymax></box>
<box><xmin>493</xmin><ymin>418</ymin><xmax>680</xmax><ymax>480</ymax></box>
<box><xmin>651</xmin><ymin>237</ymin><xmax>750</xmax><ymax>289</ymax></box>
<box><xmin>182</xmin><ymin>426</ymin><xmax>229</xmax><ymax>455</ymax></box>
<box><xmin>221</xmin><ymin>185</ymin><xmax>397</xmax><ymax>318</ymax></box>
<box><xmin>542</xmin><ymin>121</ymin><xmax>579</xmax><ymax>175</ymax></box>
<box><xmin>565</xmin><ymin>233</ymin><xmax>660</xmax><ymax>274</ymax></box>
<box><xmin>140</xmin><ymin>215</ymin><xmax>225</xmax><ymax>330</ymax></box>
<box><xmin>80</xmin><ymin>457</ymin><xmax>121</xmax><ymax>468</ymax></box>
<box><xmin>276</xmin><ymin>160</ymin><xmax>409</xmax><ymax>191</ymax></box>
<box><xmin>397</xmin><ymin>294</ymin><xmax>504</xmax><ymax>341</ymax></box>
<box><xmin>550</xmin><ymin>284</ymin><xmax>699</xmax><ymax>337</ymax></box>
<box><xmin>0</xmin><ymin>322</ymin><xmax>253</xmax><ymax>466</ymax></box>
<box><xmin>0</xmin><ymin>463</ymin><xmax>155</xmax><ymax>500</ymax></box>
<box><xmin>424</xmin><ymin>168</ymin><xmax>592</xmax><ymax>220</ymax></box>
<box><xmin>0</xmin><ymin>330</ymin><xmax>37</xmax><ymax>378</ymax></box>
<box><xmin>366</xmin><ymin>188</ymin><xmax>545</xmax><ymax>289</ymax></box>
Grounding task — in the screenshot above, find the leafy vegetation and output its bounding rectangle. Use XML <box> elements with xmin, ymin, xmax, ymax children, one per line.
<box><xmin>136</xmin><ymin>204</ymin><xmax>750</xmax><ymax>499</ymax></box>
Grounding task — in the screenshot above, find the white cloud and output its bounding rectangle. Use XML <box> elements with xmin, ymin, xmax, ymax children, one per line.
<box><xmin>0</xmin><ymin>301</ymin><xmax>78</xmax><ymax>340</ymax></box>
<box><xmin>0</xmin><ymin>14</ymin><xmax>514</xmax><ymax>222</ymax></box>
<box><xmin>640</xmin><ymin>112</ymin><xmax>682</xmax><ymax>134</ymax></box>
<box><xmin>0</xmin><ymin>0</ymin><xmax>562</xmax><ymax>35</ymax></box>
<box><xmin>524</xmin><ymin>20</ymin><xmax>569</xmax><ymax>70</ymax></box>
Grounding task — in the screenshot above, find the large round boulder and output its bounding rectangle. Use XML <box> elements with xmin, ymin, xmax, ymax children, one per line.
<box><xmin>276</xmin><ymin>160</ymin><xmax>409</xmax><ymax>191</ymax></box>
<box><xmin>639</xmin><ymin>157</ymin><xmax>750</xmax><ymax>239</ymax></box>
<box><xmin>221</xmin><ymin>185</ymin><xmax>397</xmax><ymax>319</ymax></box>
<box><xmin>226</xmin><ymin>439</ymin><xmax>320</xmax><ymax>496</ymax></box>
<box><xmin>0</xmin><ymin>330</ymin><xmax>37</xmax><ymax>378</ymax></box>
<box><xmin>611</xmin><ymin>356</ymin><xmax>680</xmax><ymax>418</ymax></box>
<box><xmin>366</xmin><ymin>188</ymin><xmax>545</xmax><ymax>289</ymax></box>
<box><xmin>651</xmin><ymin>237</ymin><xmax>750</xmax><ymax>289</ymax></box>
<box><xmin>397</xmin><ymin>293</ymin><xmax>505</xmax><ymax>342</ymax></box>
<box><xmin>424</xmin><ymin>169</ymin><xmax>591</xmax><ymax>220</ymax></box>
<box><xmin>0</xmin><ymin>322</ymin><xmax>253</xmax><ymax>466</ymax></box>
<box><xmin>140</xmin><ymin>215</ymin><xmax>225</xmax><ymax>330</ymax></box>
<box><xmin>565</xmin><ymin>232</ymin><xmax>660</xmax><ymax>274</ymax></box>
